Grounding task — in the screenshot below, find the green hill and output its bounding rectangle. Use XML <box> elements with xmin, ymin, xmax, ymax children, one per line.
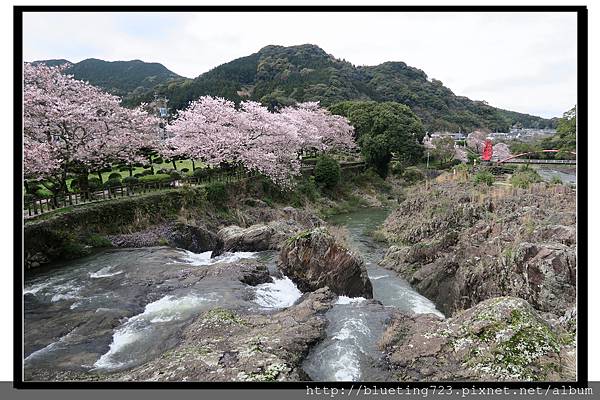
<box><xmin>131</xmin><ymin>44</ymin><xmax>554</xmax><ymax>131</ymax></box>
<box><xmin>32</xmin><ymin>58</ymin><xmax>184</xmax><ymax>101</ymax></box>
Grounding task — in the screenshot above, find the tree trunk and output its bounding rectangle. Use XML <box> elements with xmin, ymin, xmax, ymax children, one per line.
<box><xmin>97</xmin><ymin>171</ymin><xmax>103</xmax><ymax>184</ymax></box>
<box><xmin>148</xmin><ymin>155</ymin><xmax>155</xmax><ymax>174</ymax></box>
<box><xmin>78</xmin><ymin>171</ymin><xmax>90</xmax><ymax>200</ymax></box>
<box><xmin>192</xmin><ymin>159</ymin><xmax>196</xmax><ymax>171</ymax></box>
<box><xmin>129</xmin><ymin>167</ymin><xmax>133</xmax><ymax>177</ymax></box>
<box><xmin>172</xmin><ymin>160</ymin><xmax>177</xmax><ymax>170</ymax></box>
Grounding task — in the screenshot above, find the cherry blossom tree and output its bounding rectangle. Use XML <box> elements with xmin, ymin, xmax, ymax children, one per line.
<box><xmin>279</xmin><ymin>102</ymin><xmax>356</xmax><ymax>154</ymax></box>
<box><xmin>23</xmin><ymin>63</ymin><xmax>160</xmax><ymax>194</ymax></box>
<box><xmin>165</xmin><ymin>97</ymin><xmax>356</xmax><ymax>187</ymax></box>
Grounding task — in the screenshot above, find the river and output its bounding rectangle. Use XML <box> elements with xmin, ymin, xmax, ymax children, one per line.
<box><xmin>23</xmin><ymin>208</ymin><xmax>442</xmax><ymax>381</ymax></box>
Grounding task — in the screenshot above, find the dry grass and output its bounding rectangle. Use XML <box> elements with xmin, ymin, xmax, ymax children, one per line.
<box><xmin>328</xmin><ymin>224</ymin><xmax>351</xmax><ymax>248</ymax></box>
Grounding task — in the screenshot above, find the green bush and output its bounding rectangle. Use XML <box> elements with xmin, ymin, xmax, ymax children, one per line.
<box><xmin>122</xmin><ymin>176</ymin><xmax>139</xmax><ymax>186</ymax></box>
<box><xmin>206</xmin><ymin>182</ymin><xmax>228</xmax><ymax>206</ymax></box>
<box><xmin>139</xmin><ymin>174</ymin><xmax>172</xmax><ymax>184</ymax></box>
<box><xmin>88</xmin><ymin>177</ymin><xmax>102</xmax><ymax>191</ymax></box>
<box><xmin>510</xmin><ymin>166</ymin><xmax>542</xmax><ymax>189</ymax></box>
<box><xmin>157</xmin><ymin>168</ymin><xmax>170</xmax><ymax>175</ymax></box>
<box><xmin>108</xmin><ymin>172</ymin><xmax>123</xmax><ymax>180</ymax></box>
<box><xmin>550</xmin><ymin>176</ymin><xmax>563</xmax><ymax>185</ymax></box>
<box><xmin>402</xmin><ymin>166</ymin><xmax>425</xmax><ymax>184</ymax></box>
<box><xmin>84</xmin><ymin>234</ymin><xmax>112</xmax><ymax>248</ymax></box>
<box><xmin>34</xmin><ymin>187</ymin><xmax>53</xmax><ymax>198</ymax></box>
<box><xmin>118</xmin><ymin>167</ymin><xmax>129</xmax><ymax>172</ymax></box>
<box><xmin>141</xmin><ymin>169</ymin><xmax>154</xmax><ymax>176</ymax></box>
<box><xmin>314</xmin><ymin>155</ymin><xmax>341</xmax><ymax>190</ymax></box>
<box><xmin>181</xmin><ymin>168</ymin><xmax>190</xmax><ymax>173</ymax></box>
<box><xmin>193</xmin><ymin>168</ymin><xmax>209</xmax><ymax>180</ymax></box>
<box><xmin>389</xmin><ymin>160</ymin><xmax>405</xmax><ymax>176</ymax></box>
<box><xmin>473</xmin><ymin>170</ymin><xmax>495</xmax><ymax>186</ymax></box>
<box><xmin>104</xmin><ymin>178</ymin><xmax>122</xmax><ymax>188</ymax></box>
<box><xmin>297</xmin><ymin>176</ymin><xmax>319</xmax><ymax>202</ymax></box>
<box><xmin>170</xmin><ymin>170</ymin><xmax>182</xmax><ymax>180</ymax></box>
<box><xmin>153</xmin><ymin>157</ymin><xmax>164</xmax><ymax>164</ymax></box>
<box><xmin>133</xmin><ymin>173</ymin><xmax>143</xmax><ymax>178</ymax></box>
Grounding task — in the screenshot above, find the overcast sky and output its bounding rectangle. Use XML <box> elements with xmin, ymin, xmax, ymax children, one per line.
<box><xmin>22</xmin><ymin>11</ymin><xmax>577</xmax><ymax>118</ymax></box>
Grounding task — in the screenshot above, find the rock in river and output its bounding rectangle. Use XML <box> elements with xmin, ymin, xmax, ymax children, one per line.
<box><xmin>278</xmin><ymin>228</ymin><xmax>373</xmax><ymax>298</ymax></box>
<box><xmin>380</xmin><ymin>296</ymin><xmax>576</xmax><ymax>382</ymax></box>
<box><xmin>212</xmin><ymin>219</ymin><xmax>304</xmax><ymax>257</ymax></box>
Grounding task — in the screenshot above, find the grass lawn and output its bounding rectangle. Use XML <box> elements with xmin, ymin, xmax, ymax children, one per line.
<box><xmin>25</xmin><ymin>159</ymin><xmax>205</xmax><ymax>197</ymax></box>
<box><xmin>88</xmin><ymin>159</ymin><xmax>203</xmax><ymax>183</ymax></box>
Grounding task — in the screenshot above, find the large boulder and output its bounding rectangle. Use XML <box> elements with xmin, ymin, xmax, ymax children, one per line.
<box><xmin>278</xmin><ymin>228</ymin><xmax>373</xmax><ymax>298</ymax></box>
<box><xmin>378</xmin><ymin>181</ymin><xmax>577</xmax><ymax>317</ymax></box>
<box><xmin>212</xmin><ymin>219</ymin><xmax>303</xmax><ymax>257</ymax></box>
<box><xmin>167</xmin><ymin>223</ymin><xmax>222</xmax><ymax>253</ymax></box>
<box><xmin>109</xmin><ymin>222</ymin><xmax>221</xmax><ymax>253</ymax></box>
<box><xmin>380</xmin><ymin>297</ymin><xmax>576</xmax><ymax>382</ymax></box>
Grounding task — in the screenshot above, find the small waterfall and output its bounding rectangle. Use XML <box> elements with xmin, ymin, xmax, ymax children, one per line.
<box><xmin>254</xmin><ymin>276</ymin><xmax>303</xmax><ymax>308</ymax></box>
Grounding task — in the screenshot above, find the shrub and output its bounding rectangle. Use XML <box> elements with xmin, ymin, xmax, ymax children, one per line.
<box><xmin>550</xmin><ymin>176</ymin><xmax>563</xmax><ymax>185</ymax></box>
<box><xmin>157</xmin><ymin>168</ymin><xmax>170</xmax><ymax>175</ymax></box>
<box><xmin>134</xmin><ymin>173</ymin><xmax>144</xmax><ymax>178</ymax></box>
<box><xmin>153</xmin><ymin>157</ymin><xmax>164</xmax><ymax>164</ymax></box>
<box><xmin>181</xmin><ymin>168</ymin><xmax>190</xmax><ymax>173</ymax></box>
<box><xmin>206</xmin><ymin>182</ymin><xmax>228</xmax><ymax>206</ymax></box>
<box><xmin>139</xmin><ymin>174</ymin><xmax>172</xmax><ymax>184</ymax></box>
<box><xmin>193</xmin><ymin>168</ymin><xmax>209</xmax><ymax>180</ymax></box>
<box><xmin>122</xmin><ymin>176</ymin><xmax>139</xmax><ymax>186</ymax></box>
<box><xmin>473</xmin><ymin>170</ymin><xmax>495</xmax><ymax>186</ymax></box>
<box><xmin>142</xmin><ymin>169</ymin><xmax>154</xmax><ymax>176</ymax></box>
<box><xmin>108</xmin><ymin>172</ymin><xmax>123</xmax><ymax>180</ymax></box>
<box><xmin>84</xmin><ymin>234</ymin><xmax>112</xmax><ymax>248</ymax></box>
<box><xmin>314</xmin><ymin>155</ymin><xmax>341</xmax><ymax>190</ymax></box>
<box><xmin>297</xmin><ymin>176</ymin><xmax>319</xmax><ymax>202</ymax></box>
<box><xmin>69</xmin><ymin>177</ymin><xmax>81</xmax><ymax>192</ymax></box>
<box><xmin>118</xmin><ymin>167</ymin><xmax>129</xmax><ymax>172</ymax></box>
<box><xmin>104</xmin><ymin>178</ymin><xmax>122</xmax><ymax>188</ymax></box>
<box><xmin>169</xmin><ymin>170</ymin><xmax>182</xmax><ymax>180</ymax></box>
<box><xmin>389</xmin><ymin>160</ymin><xmax>405</xmax><ymax>176</ymax></box>
<box><xmin>510</xmin><ymin>166</ymin><xmax>542</xmax><ymax>189</ymax></box>
<box><xmin>88</xmin><ymin>177</ymin><xmax>102</xmax><ymax>191</ymax></box>
<box><xmin>34</xmin><ymin>187</ymin><xmax>53</xmax><ymax>198</ymax></box>
<box><xmin>402</xmin><ymin>166</ymin><xmax>425</xmax><ymax>184</ymax></box>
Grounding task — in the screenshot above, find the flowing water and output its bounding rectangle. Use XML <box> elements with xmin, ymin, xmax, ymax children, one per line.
<box><xmin>23</xmin><ymin>208</ymin><xmax>442</xmax><ymax>381</ymax></box>
<box><xmin>534</xmin><ymin>166</ymin><xmax>577</xmax><ymax>186</ymax></box>
<box><xmin>302</xmin><ymin>208</ymin><xmax>443</xmax><ymax>381</ymax></box>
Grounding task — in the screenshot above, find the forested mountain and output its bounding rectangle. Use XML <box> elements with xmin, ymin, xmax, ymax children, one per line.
<box><xmin>32</xmin><ymin>58</ymin><xmax>183</xmax><ymax>101</ymax></box>
<box><xmin>34</xmin><ymin>45</ymin><xmax>555</xmax><ymax>131</ymax></box>
<box><xmin>130</xmin><ymin>44</ymin><xmax>555</xmax><ymax>131</ymax></box>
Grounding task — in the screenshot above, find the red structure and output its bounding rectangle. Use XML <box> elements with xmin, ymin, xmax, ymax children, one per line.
<box><xmin>482</xmin><ymin>139</ymin><xmax>493</xmax><ymax>161</ymax></box>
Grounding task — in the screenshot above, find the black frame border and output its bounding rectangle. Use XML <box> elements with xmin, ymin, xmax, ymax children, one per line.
<box><xmin>13</xmin><ymin>4</ymin><xmax>589</xmax><ymax>390</ymax></box>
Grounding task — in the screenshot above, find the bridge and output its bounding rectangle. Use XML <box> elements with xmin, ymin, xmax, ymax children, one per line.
<box><xmin>495</xmin><ymin>149</ymin><xmax>576</xmax><ymax>165</ymax></box>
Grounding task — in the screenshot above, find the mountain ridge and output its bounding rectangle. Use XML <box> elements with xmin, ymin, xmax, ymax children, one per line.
<box><xmin>33</xmin><ymin>44</ymin><xmax>556</xmax><ymax>131</ymax></box>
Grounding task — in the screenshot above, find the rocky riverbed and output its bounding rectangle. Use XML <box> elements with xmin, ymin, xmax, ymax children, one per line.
<box><xmin>374</xmin><ymin>179</ymin><xmax>577</xmax><ymax>381</ymax></box>
<box><xmin>23</xmin><ymin>179</ymin><xmax>578</xmax><ymax>382</ymax></box>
